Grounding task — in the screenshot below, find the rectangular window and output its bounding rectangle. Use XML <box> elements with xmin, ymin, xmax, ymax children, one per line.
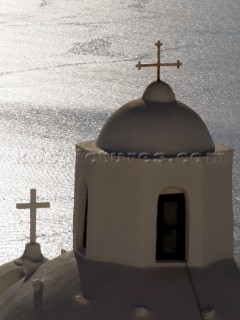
<box><xmin>156</xmin><ymin>194</ymin><xmax>185</xmax><ymax>261</ymax></box>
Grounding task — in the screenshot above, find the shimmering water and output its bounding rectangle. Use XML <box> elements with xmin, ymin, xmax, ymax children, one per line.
<box><xmin>0</xmin><ymin>0</ymin><xmax>240</xmax><ymax>263</ymax></box>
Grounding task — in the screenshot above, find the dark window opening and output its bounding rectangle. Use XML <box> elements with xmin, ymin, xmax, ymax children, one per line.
<box><xmin>156</xmin><ymin>193</ymin><xmax>185</xmax><ymax>261</ymax></box>
<box><xmin>83</xmin><ymin>192</ymin><xmax>88</xmax><ymax>248</ymax></box>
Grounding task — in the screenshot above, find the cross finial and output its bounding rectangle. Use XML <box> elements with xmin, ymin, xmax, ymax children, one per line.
<box><xmin>136</xmin><ymin>40</ymin><xmax>182</xmax><ymax>81</ymax></box>
<box><xmin>16</xmin><ymin>189</ymin><xmax>50</xmax><ymax>244</ymax></box>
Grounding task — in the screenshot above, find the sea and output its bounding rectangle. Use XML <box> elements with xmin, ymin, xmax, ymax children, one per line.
<box><xmin>0</xmin><ymin>0</ymin><xmax>239</xmax><ymax>264</ymax></box>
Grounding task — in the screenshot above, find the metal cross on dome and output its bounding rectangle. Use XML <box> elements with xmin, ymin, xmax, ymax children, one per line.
<box><xmin>136</xmin><ymin>40</ymin><xmax>182</xmax><ymax>81</ymax></box>
<box><xmin>16</xmin><ymin>189</ymin><xmax>50</xmax><ymax>244</ymax></box>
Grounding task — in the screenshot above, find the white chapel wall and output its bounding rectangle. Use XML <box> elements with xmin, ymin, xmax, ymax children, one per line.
<box><xmin>74</xmin><ymin>142</ymin><xmax>233</xmax><ymax>268</ymax></box>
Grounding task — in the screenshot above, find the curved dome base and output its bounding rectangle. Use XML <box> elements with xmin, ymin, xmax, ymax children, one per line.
<box><xmin>97</xmin><ymin>98</ymin><xmax>215</xmax><ymax>157</ymax></box>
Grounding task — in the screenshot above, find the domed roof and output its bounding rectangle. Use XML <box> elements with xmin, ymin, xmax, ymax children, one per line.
<box><xmin>96</xmin><ymin>80</ymin><xmax>215</xmax><ymax>157</ymax></box>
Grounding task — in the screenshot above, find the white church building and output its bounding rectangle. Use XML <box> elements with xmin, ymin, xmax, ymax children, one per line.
<box><xmin>1</xmin><ymin>41</ymin><xmax>240</xmax><ymax>320</ymax></box>
<box><xmin>73</xmin><ymin>41</ymin><xmax>233</xmax><ymax>269</ymax></box>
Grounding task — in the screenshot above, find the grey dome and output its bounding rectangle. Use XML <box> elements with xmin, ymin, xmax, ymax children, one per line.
<box><xmin>96</xmin><ymin>81</ymin><xmax>215</xmax><ymax>157</ymax></box>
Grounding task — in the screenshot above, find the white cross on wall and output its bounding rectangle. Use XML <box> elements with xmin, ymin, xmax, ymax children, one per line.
<box><xmin>16</xmin><ymin>189</ymin><xmax>50</xmax><ymax>244</ymax></box>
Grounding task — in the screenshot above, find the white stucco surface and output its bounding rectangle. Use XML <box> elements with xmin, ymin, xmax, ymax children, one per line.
<box><xmin>97</xmin><ymin>81</ymin><xmax>215</xmax><ymax>156</ymax></box>
<box><xmin>0</xmin><ymin>261</ymin><xmax>24</xmax><ymax>296</ymax></box>
<box><xmin>142</xmin><ymin>80</ymin><xmax>176</xmax><ymax>103</ymax></box>
<box><xmin>74</xmin><ymin>141</ymin><xmax>233</xmax><ymax>268</ymax></box>
<box><xmin>1</xmin><ymin>252</ymin><xmax>240</xmax><ymax>320</ymax></box>
<box><xmin>0</xmin><ymin>252</ymin><xmax>202</xmax><ymax>320</ymax></box>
